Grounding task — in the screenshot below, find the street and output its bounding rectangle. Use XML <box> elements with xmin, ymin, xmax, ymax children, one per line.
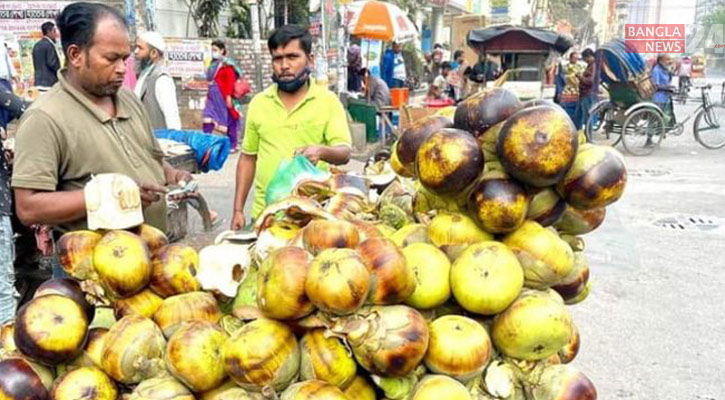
<box><xmin>570</xmin><ymin>78</ymin><xmax>725</xmax><ymax>399</ymax></box>
<box><xmin>186</xmin><ymin>77</ymin><xmax>725</xmax><ymax>399</ymax></box>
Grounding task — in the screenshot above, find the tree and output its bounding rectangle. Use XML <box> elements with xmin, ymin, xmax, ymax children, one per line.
<box><xmin>226</xmin><ymin>0</ymin><xmax>252</xmax><ymax>39</ymax></box>
<box><xmin>704</xmin><ymin>6</ymin><xmax>725</xmax><ymax>26</ymax></box>
<box><xmin>274</xmin><ymin>0</ymin><xmax>309</xmax><ymax>28</ymax></box>
<box><xmin>392</xmin><ymin>0</ymin><xmax>425</xmax><ymax>31</ymax></box>
<box><xmin>549</xmin><ymin>0</ymin><xmax>594</xmax><ymax>41</ymax></box>
<box><xmin>183</xmin><ymin>0</ymin><xmax>228</xmax><ymax>37</ymax></box>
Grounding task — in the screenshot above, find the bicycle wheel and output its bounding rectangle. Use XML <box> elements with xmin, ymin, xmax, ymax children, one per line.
<box><xmin>621</xmin><ymin>107</ymin><xmax>665</xmax><ymax>156</ymax></box>
<box><xmin>586</xmin><ymin>101</ymin><xmax>622</xmax><ymax>146</ymax></box>
<box><xmin>694</xmin><ymin>103</ymin><xmax>725</xmax><ymax>149</ymax></box>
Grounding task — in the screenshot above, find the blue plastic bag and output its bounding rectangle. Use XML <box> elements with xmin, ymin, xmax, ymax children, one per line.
<box><xmin>265</xmin><ymin>155</ymin><xmax>329</xmax><ymax>206</ymax></box>
<box><xmin>154</xmin><ymin>129</ymin><xmax>231</xmax><ymax>172</ymax></box>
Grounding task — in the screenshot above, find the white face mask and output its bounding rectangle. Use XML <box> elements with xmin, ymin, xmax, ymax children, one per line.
<box><xmin>211</xmin><ymin>51</ymin><xmax>221</xmax><ymax>60</ymax></box>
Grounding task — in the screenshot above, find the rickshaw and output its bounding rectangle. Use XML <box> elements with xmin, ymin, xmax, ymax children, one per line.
<box><xmin>585</xmin><ymin>40</ymin><xmax>725</xmax><ymax>155</ymax></box>
<box><xmin>467</xmin><ymin>25</ymin><xmax>573</xmax><ymax>101</ymax></box>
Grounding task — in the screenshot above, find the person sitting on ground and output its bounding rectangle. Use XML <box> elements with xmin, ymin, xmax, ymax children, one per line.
<box><xmin>427</xmin><ymin>62</ymin><xmax>453</xmax><ymax>102</ymax></box>
<box><xmin>361</xmin><ymin>68</ymin><xmax>391</xmax><ymax>109</ymax></box>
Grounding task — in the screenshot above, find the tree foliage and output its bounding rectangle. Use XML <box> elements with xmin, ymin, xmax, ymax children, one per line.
<box><xmin>183</xmin><ymin>0</ymin><xmax>228</xmax><ymax>37</ymax></box>
<box><xmin>274</xmin><ymin>0</ymin><xmax>309</xmax><ymax>28</ymax></box>
<box><xmin>549</xmin><ymin>0</ymin><xmax>592</xmax><ymax>29</ymax></box>
<box><xmin>705</xmin><ymin>6</ymin><xmax>725</xmax><ymax>26</ymax></box>
<box><xmin>226</xmin><ymin>0</ymin><xmax>252</xmax><ymax>39</ymax></box>
<box><xmin>393</xmin><ymin>0</ymin><xmax>423</xmax><ymax>23</ymax></box>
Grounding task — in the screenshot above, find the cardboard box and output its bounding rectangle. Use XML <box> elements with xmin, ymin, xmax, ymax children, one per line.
<box><xmin>399</xmin><ymin>106</ymin><xmax>444</xmax><ymax>129</ymax></box>
<box><xmin>451</xmin><ymin>15</ymin><xmax>487</xmax><ymax>67</ymax></box>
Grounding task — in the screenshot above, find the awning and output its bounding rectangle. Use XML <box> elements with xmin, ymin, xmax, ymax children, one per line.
<box><xmin>467</xmin><ymin>25</ymin><xmax>575</xmax><ymax>54</ymax></box>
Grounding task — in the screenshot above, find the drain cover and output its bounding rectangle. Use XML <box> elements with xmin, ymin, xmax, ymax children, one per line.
<box><xmin>629</xmin><ymin>168</ymin><xmax>672</xmax><ymax>177</ymax></box>
<box><xmin>652</xmin><ymin>215</ymin><xmax>721</xmax><ymax>231</ymax></box>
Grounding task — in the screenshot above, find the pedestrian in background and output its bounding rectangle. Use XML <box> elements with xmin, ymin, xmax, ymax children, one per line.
<box><xmin>382</xmin><ymin>41</ymin><xmax>406</xmax><ymax>89</ymax></box>
<box><xmin>203</xmin><ymin>40</ymin><xmax>242</xmax><ymax>152</ymax></box>
<box><xmin>347</xmin><ymin>43</ymin><xmax>362</xmax><ymax>92</ymax></box>
<box><xmin>32</xmin><ymin>21</ymin><xmax>61</xmax><ymax>91</ymax></box>
<box><xmin>651</xmin><ymin>53</ymin><xmax>675</xmax><ymax>127</ymax></box>
<box><xmin>560</xmin><ymin>51</ymin><xmax>583</xmax><ymax>123</ymax></box>
<box><xmin>450</xmin><ymin>49</ymin><xmax>467</xmax><ymax>101</ymax></box>
<box><xmin>428</xmin><ymin>43</ymin><xmax>443</xmax><ymax>84</ymax></box>
<box><xmin>0</xmin><ymin>125</ymin><xmax>16</xmax><ymax>323</ymax></box>
<box><xmin>134</xmin><ymin>31</ymin><xmax>181</xmax><ymax>130</ymax></box>
<box><xmin>427</xmin><ymin>61</ymin><xmax>453</xmax><ymax>101</ymax></box>
<box><xmin>0</xmin><ymin>42</ymin><xmax>19</xmax><ymax>130</ymax></box>
<box><xmin>574</xmin><ymin>48</ymin><xmax>596</xmax><ymax>130</ymax></box>
<box><xmin>677</xmin><ymin>55</ymin><xmax>692</xmax><ymax>98</ymax></box>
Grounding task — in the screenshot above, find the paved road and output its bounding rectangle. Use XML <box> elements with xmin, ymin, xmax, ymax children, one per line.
<box><xmin>189</xmin><ymin>79</ymin><xmax>725</xmax><ymax>398</ymax></box>
<box><xmin>570</xmin><ymin>93</ymin><xmax>725</xmax><ymax>399</ymax></box>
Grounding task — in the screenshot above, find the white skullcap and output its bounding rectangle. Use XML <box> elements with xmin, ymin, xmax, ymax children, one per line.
<box><xmin>139</xmin><ymin>31</ymin><xmax>166</xmax><ymax>53</ymax></box>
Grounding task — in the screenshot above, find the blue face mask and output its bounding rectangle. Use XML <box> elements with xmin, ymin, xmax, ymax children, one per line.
<box><xmin>273</xmin><ymin>66</ymin><xmax>311</xmax><ymax>93</ymax></box>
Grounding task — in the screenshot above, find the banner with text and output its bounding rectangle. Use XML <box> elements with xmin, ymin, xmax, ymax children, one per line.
<box><xmin>625</xmin><ymin>24</ymin><xmax>685</xmax><ymax>54</ymax></box>
<box><xmin>164</xmin><ymin>38</ymin><xmax>212</xmax><ymax>78</ymax></box>
<box><xmin>0</xmin><ymin>2</ymin><xmax>71</xmax><ymax>35</ymax></box>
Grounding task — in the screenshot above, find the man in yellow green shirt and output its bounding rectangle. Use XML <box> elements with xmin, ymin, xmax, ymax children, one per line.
<box><xmin>230</xmin><ymin>25</ymin><xmax>352</xmax><ymax>230</ymax></box>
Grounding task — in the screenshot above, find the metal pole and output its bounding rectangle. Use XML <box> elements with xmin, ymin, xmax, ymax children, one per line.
<box><xmin>284</xmin><ymin>0</ymin><xmax>288</xmax><ymax>25</ymax></box>
<box><xmin>320</xmin><ymin>0</ymin><xmax>328</xmax><ymax>84</ymax></box>
<box><xmin>251</xmin><ymin>0</ymin><xmax>264</xmax><ymax>92</ymax></box>
<box><xmin>340</xmin><ymin>4</ymin><xmax>348</xmax><ymax>94</ymax></box>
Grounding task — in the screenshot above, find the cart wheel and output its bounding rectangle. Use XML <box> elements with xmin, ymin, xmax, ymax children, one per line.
<box><xmin>586</xmin><ymin>101</ymin><xmax>621</xmax><ymax>146</ymax></box>
<box><xmin>621</xmin><ymin>107</ymin><xmax>665</xmax><ymax>156</ymax></box>
<box><xmin>694</xmin><ymin>103</ymin><xmax>725</xmax><ymax>149</ymax></box>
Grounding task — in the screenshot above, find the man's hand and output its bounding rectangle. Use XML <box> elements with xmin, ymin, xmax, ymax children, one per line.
<box><xmin>166</xmin><ymin>167</ymin><xmax>193</xmax><ymax>186</ymax></box>
<box><xmin>3</xmin><ymin>148</ymin><xmax>13</xmax><ymax>165</ymax></box>
<box><xmin>295</xmin><ymin>145</ymin><xmax>326</xmax><ymax>164</ymax></box>
<box><xmin>231</xmin><ymin>210</ymin><xmax>246</xmax><ymax>231</ymax></box>
<box><xmin>139</xmin><ymin>182</ymin><xmax>168</xmax><ymax>208</ymax></box>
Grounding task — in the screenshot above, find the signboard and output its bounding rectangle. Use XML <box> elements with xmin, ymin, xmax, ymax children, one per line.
<box><xmin>360</xmin><ymin>39</ymin><xmax>383</xmax><ymax>77</ymax></box>
<box><xmin>309</xmin><ymin>14</ymin><xmax>322</xmax><ymax>36</ymax></box>
<box><xmin>0</xmin><ymin>2</ymin><xmax>71</xmax><ymax>34</ymax></box>
<box><xmin>490</xmin><ymin>0</ymin><xmax>510</xmax><ymax>23</ymax></box>
<box><xmin>490</xmin><ymin>0</ymin><xmax>510</xmax><ymax>7</ymax></box>
<box><xmin>164</xmin><ymin>38</ymin><xmax>212</xmax><ymax>78</ymax></box>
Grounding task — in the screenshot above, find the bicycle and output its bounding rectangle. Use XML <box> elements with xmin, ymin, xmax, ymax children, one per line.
<box><xmin>586</xmin><ymin>84</ymin><xmax>725</xmax><ymax>155</ymax></box>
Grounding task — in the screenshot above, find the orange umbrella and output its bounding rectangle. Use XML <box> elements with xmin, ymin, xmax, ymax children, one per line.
<box><xmin>347</xmin><ymin>0</ymin><xmax>418</xmax><ymax>42</ymax></box>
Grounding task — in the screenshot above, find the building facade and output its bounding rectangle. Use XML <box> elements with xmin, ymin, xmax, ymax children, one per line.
<box><xmin>695</xmin><ymin>0</ymin><xmax>725</xmax><ymax>22</ymax></box>
<box><xmin>615</xmin><ymin>0</ymin><xmax>630</xmax><ymax>38</ymax></box>
<box><xmin>627</xmin><ymin>0</ymin><xmax>659</xmax><ymax>25</ymax></box>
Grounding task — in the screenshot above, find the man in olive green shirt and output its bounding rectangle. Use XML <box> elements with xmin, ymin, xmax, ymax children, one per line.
<box><xmin>12</xmin><ymin>2</ymin><xmax>190</xmax><ymax>233</ymax></box>
<box><xmin>231</xmin><ymin>25</ymin><xmax>351</xmax><ymax>230</ymax></box>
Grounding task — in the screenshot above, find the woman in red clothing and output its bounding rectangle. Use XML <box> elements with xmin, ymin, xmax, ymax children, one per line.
<box><xmin>203</xmin><ymin>40</ymin><xmax>241</xmax><ymax>152</ymax></box>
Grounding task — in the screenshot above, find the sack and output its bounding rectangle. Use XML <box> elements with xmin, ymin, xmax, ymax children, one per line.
<box><xmin>265</xmin><ymin>155</ymin><xmax>330</xmax><ymax>206</ymax></box>
<box><xmin>233</xmin><ymin>75</ymin><xmax>252</xmax><ymax>99</ymax></box>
